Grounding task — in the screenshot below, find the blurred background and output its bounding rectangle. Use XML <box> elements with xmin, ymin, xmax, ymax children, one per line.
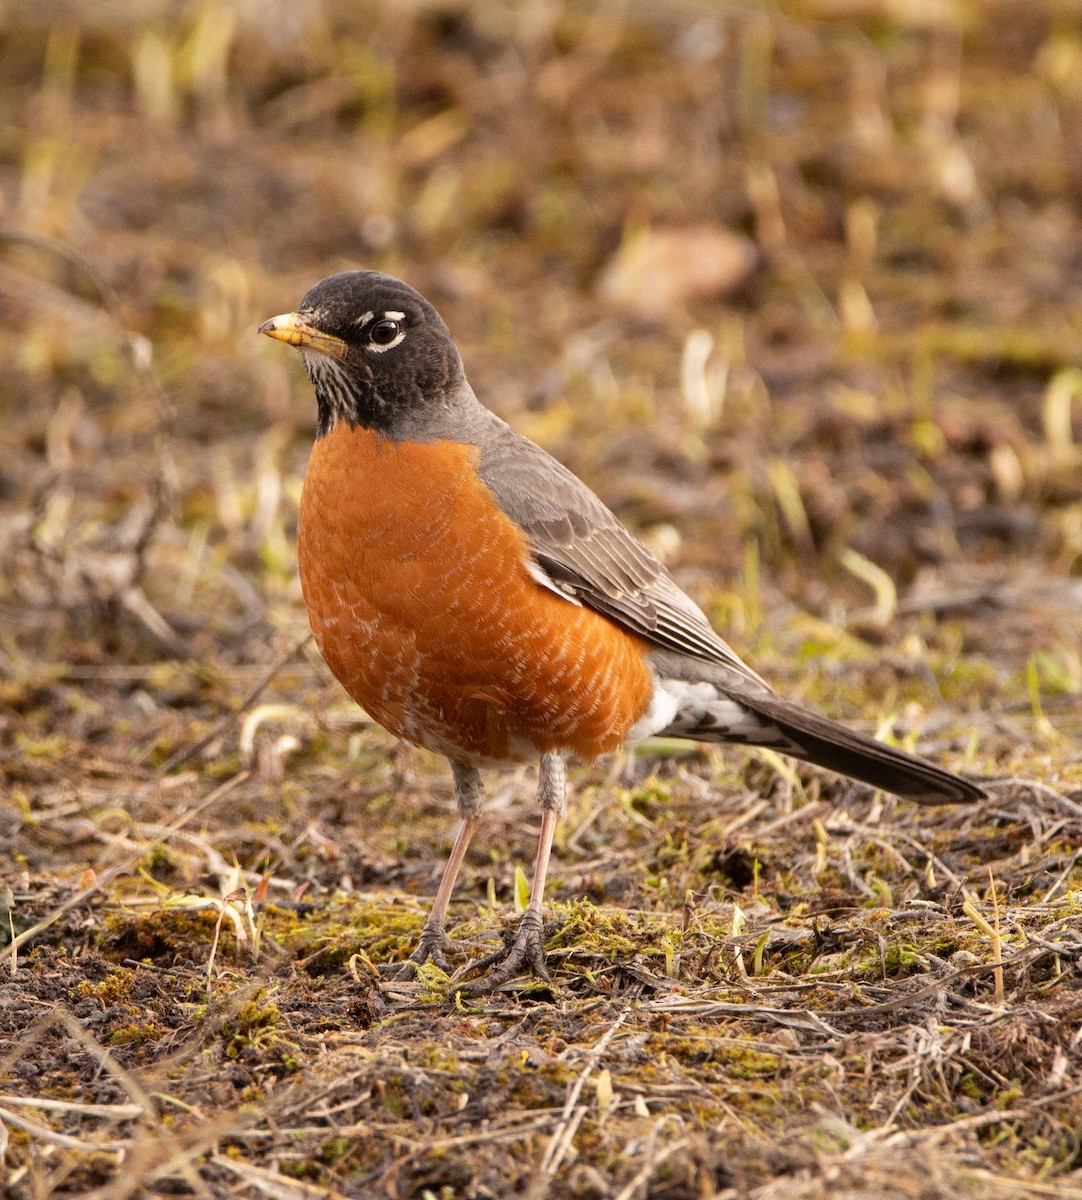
<box><xmin>4</xmin><ymin>0</ymin><xmax>1082</xmax><ymax>693</ymax></box>
<box><xmin>2</xmin><ymin>0</ymin><xmax>1081</xmax><ymax>728</ymax></box>
<box><xmin>2</xmin><ymin>3</ymin><xmax>1082</xmax><ymax>1196</ymax></box>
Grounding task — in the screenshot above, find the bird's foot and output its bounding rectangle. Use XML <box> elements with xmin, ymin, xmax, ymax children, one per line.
<box><xmin>454</xmin><ymin>910</ymin><xmax>551</xmax><ymax>995</ymax></box>
<box><xmin>384</xmin><ymin>925</ymin><xmax>457</xmax><ymax>980</ymax></box>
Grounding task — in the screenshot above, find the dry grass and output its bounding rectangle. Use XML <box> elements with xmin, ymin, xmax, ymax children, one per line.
<box><xmin>0</xmin><ymin>1</ymin><xmax>1080</xmax><ymax>1197</ymax></box>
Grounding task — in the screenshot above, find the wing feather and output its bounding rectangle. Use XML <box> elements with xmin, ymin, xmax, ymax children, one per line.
<box><xmin>475</xmin><ymin>417</ymin><xmax>769</xmax><ymax>691</ymax></box>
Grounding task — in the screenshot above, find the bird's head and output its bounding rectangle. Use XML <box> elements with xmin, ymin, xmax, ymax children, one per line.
<box><xmin>260</xmin><ymin>271</ymin><xmax>467</xmax><ymax>438</ymax></box>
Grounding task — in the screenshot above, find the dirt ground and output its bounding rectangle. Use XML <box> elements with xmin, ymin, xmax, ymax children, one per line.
<box><xmin>1</xmin><ymin>2</ymin><xmax>1081</xmax><ymax>1197</ymax></box>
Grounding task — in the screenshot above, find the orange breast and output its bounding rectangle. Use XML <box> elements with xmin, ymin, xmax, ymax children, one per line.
<box><xmin>298</xmin><ymin>423</ymin><xmax>654</xmax><ymax>766</ymax></box>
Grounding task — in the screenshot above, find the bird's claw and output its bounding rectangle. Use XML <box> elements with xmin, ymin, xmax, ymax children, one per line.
<box><xmin>454</xmin><ymin>911</ymin><xmax>551</xmax><ymax>995</ymax></box>
<box><xmin>384</xmin><ymin>926</ymin><xmax>456</xmax><ymax>980</ymax></box>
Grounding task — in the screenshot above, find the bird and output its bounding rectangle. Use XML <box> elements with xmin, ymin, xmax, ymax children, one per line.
<box><xmin>259</xmin><ymin>270</ymin><xmax>986</xmax><ymax>992</ymax></box>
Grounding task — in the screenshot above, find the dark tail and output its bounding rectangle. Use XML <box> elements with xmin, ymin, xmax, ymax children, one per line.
<box><xmin>712</xmin><ymin>691</ymin><xmax>986</xmax><ymax>805</ymax></box>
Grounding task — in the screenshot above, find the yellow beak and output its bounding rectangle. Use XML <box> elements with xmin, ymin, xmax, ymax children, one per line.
<box><xmin>258</xmin><ymin>312</ymin><xmax>348</xmax><ymax>360</ymax></box>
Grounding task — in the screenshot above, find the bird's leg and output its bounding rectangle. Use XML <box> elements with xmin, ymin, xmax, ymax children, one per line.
<box><xmin>394</xmin><ymin>762</ymin><xmax>483</xmax><ymax>979</ymax></box>
<box><xmin>461</xmin><ymin>752</ymin><xmax>566</xmax><ymax>994</ymax></box>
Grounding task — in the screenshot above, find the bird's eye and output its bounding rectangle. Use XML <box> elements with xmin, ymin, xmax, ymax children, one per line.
<box><xmin>369</xmin><ymin>319</ymin><xmax>401</xmax><ymax>346</ymax></box>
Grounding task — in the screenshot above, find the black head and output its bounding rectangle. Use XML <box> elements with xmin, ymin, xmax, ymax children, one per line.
<box><xmin>260</xmin><ymin>271</ymin><xmax>468</xmax><ymax>438</ymax></box>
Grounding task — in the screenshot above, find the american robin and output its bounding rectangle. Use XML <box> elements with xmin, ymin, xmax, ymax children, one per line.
<box><xmin>260</xmin><ymin>271</ymin><xmax>985</xmax><ymax>992</ymax></box>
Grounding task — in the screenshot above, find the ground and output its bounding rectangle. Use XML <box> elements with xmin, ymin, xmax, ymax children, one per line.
<box><xmin>1</xmin><ymin>2</ymin><xmax>1081</xmax><ymax>1198</ymax></box>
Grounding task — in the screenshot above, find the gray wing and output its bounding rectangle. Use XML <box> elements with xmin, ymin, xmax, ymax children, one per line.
<box><xmin>474</xmin><ymin>417</ymin><xmax>771</xmax><ymax>692</ymax></box>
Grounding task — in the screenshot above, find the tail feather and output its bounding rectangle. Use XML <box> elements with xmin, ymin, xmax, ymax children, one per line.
<box><xmin>662</xmin><ymin>687</ymin><xmax>985</xmax><ymax>805</ymax></box>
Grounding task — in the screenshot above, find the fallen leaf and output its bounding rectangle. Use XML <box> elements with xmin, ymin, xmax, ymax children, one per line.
<box><xmin>597</xmin><ymin>224</ymin><xmax>756</xmax><ymax>317</ymax></box>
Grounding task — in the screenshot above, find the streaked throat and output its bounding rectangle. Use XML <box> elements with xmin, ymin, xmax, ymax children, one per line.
<box><xmin>303</xmin><ymin>350</ymin><xmax>368</xmax><ymax>437</ymax></box>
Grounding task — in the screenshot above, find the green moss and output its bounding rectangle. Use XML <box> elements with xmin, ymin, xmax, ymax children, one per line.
<box><xmin>139</xmin><ymin>844</ymin><xmax>177</xmax><ymax>873</ymax></box>
<box><xmin>98</xmin><ymin>906</ymin><xmax>224</xmax><ymax>965</ymax></box>
<box><xmin>110</xmin><ymin>1019</ymin><xmax>165</xmax><ymax>1046</ymax></box>
<box><xmin>75</xmin><ymin>968</ymin><xmax>137</xmax><ymax>1007</ymax></box>
<box><xmin>319</xmin><ymin>1137</ymin><xmax>353</xmax><ymax>1164</ymax></box>
<box><xmin>275</xmin><ymin>897</ymin><xmax>428</xmax><ymax>972</ymax></box>
<box><xmin>627</xmin><ymin>781</ymin><xmax>673</xmax><ymax>817</ymax></box>
<box><xmin>879</xmin><ymin>941</ymin><xmax>926</xmax><ymax>976</ymax></box>
<box><xmin>380</xmin><ymin>1076</ymin><xmax>409</xmax><ymax>1119</ymax></box>
<box><xmin>649</xmin><ymin>1029</ymin><xmax>781</xmax><ymax>1081</ymax></box>
<box><xmin>221</xmin><ymin>998</ymin><xmax>285</xmax><ymax>1058</ymax></box>
<box><xmin>547</xmin><ymin>899</ymin><xmax>643</xmax><ymax>961</ymax></box>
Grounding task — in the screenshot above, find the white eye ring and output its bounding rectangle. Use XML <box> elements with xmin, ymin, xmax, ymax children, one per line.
<box><xmin>367</xmin><ymin>312</ymin><xmax>407</xmax><ymax>353</ymax></box>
